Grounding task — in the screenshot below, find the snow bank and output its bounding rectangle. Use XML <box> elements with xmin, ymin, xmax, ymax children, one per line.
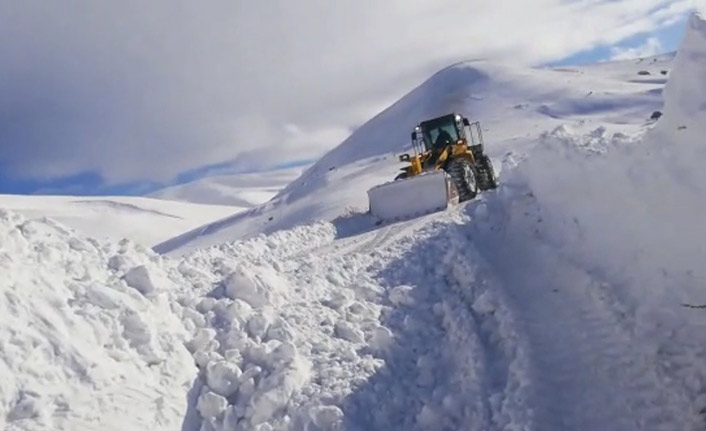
<box><xmin>0</xmin><ymin>210</ymin><xmax>195</xmax><ymax>431</ymax></box>
<box><xmin>0</xmin><ymin>208</ymin><xmax>386</xmax><ymax>431</ymax></box>
<box><xmin>171</xmin><ymin>222</ymin><xmax>382</xmax><ymax>431</ymax></box>
<box><xmin>464</xmin><ymin>15</ymin><xmax>706</xmax><ymax>422</ymax></box>
<box><xmin>502</xmin><ymin>11</ymin><xmax>706</xmax><ymax>308</ymax></box>
<box><xmin>651</xmin><ymin>11</ymin><xmax>706</xmax><ymax>152</ymax></box>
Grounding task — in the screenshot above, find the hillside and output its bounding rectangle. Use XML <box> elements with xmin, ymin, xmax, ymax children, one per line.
<box><xmin>0</xmin><ymin>195</ymin><xmax>238</xmax><ymax>247</ymax></box>
<box><xmin>149</xmin><ymin>166</ymin><xmax>307</xmax><ymax>208</ymax></box>
<box><xmin>155</xmin><ymin>52</ymin><xmax>672</xmax><ymax>255</ymax></box>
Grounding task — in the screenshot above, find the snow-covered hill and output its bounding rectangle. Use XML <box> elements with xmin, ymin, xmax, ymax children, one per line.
<box><xmin>155</xmin><ymin>51</ymin><xmax>672</xmax><ymax>254</ymax></box>
<box><xmin>0</xmin><ymin>195</ymin><xmax>239</xmax><ymax>247</ymax></box>
<box><xmin>149</xmin><ymin>166</ymin><xmax>307</xmax><ymax>208</ymax></box>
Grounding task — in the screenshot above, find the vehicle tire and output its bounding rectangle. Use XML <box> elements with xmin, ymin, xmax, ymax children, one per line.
<box><xmin>394</xmin><ymin>172</ymin><xmax>408</xmax><ymax>181</ymax></box>
<box><xmin>447</xmin><ymin>158</ymin><xmax>478</xmax><ymax>202</ymax></box>
<box><xmin>477</xmin><ymin>155</ymin><xmax>498</xmax><ymax>190</ymax></box>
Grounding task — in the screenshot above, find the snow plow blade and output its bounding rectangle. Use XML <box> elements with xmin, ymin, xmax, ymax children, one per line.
<box><xmin>367</xmin><ymin>171</ymin><xmax>458</xmax><ymax>221</ymax></box>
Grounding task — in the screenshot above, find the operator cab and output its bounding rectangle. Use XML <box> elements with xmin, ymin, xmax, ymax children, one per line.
<box><xmin>419</xmin><ymin>114</ymin><xmax>461</xmax><ymax>151</ymax></box>
<box><xmin>410</xmin><ymin>113</ymin><xmax>485</xmax><ymax>158</ymax></box>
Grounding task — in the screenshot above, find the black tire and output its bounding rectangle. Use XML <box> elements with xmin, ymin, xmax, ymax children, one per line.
<box><xmin>394</xmin><ymin>172</ymin><xmax>408</xmax><ymax>181</ymax></box>
<box><xmin>447</xmin><ymin>158</ymin><xmax>479</xmax><ymax>202</ymax></box>
<box><xmin>477</xmin><ymin>155</ymin><xmax>499</xmax><ymax>190</ymax></box>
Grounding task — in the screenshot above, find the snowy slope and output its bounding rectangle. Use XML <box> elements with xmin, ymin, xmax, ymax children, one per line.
<box><xmin>156</xmin><ymin>52</ymin><xmax>672</xmax><ymax>254</ymax></box>
<box><xmin>5</xmin><ymin>11</ymin><xmax>706</xmax><ymax>431</ymax></box>
<box><xmin>149</xmin><ymin>166</ymin><xmax>307</xmax><ymax>208</ymax></box>
<box><xmin>0</xmin><ymin>195</ymin><xmax>239</xmax><ymax>247</ymax></box>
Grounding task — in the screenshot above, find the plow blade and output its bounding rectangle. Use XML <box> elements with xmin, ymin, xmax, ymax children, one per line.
<box><xmin>367</xmin><ymin>171</ymin><xmax>457</xmax><ymax>221</ymax></box>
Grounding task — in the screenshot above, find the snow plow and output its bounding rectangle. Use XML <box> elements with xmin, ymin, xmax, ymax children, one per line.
<box><xmin>368</xmin><ymin>113</ymin><xmax>498</xmax><ymax>221</ymax></box>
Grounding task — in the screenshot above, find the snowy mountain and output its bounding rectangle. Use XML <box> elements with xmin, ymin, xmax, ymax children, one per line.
<box><xmin>155</xmin><ymin>51</ymin><xmax>672</xmax><ymax>254</ymax></box>
<box><xmin>3</xmin><ymin>10</ymin><xmax>706</xmax><ymax>431</ymax></box>
<box><xmin>149</xmin><ymin>166</ymin><xmax>307</xmax><ymax>208</ymax></box>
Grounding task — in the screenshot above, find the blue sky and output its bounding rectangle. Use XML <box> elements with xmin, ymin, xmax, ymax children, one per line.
<box><xmin>551</xmin><ymin>13</ymin><xmax>688</xmax><ymax>66</ymax></box>
<box><xmin>0</xmin><ymin>2</ymin><xmax>693</xmax><ymax>197</ymax></box>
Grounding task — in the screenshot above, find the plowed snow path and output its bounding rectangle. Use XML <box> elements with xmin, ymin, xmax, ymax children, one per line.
<box><xmin>175</xmin><ymin>200</ymin><xmax>701</xmax><ymax>431</ymax></box>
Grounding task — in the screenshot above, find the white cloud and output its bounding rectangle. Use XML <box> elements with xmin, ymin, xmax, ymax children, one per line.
<box><xmin>611</xmin><ymin>37</ymin><xmax>665</xmax><ymax>60</ymax></box>
<box><xmin>0</xmin><ymin>0</ymin><xmax>692</xmax><ymax>186</ymax></box>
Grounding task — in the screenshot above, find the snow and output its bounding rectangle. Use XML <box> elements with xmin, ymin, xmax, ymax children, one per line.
<box><xmin>4</xmin><ymin>11</ymin><xmax>706</xmax><ymax>431</ymax></box>
<box><xmin>0</xmin><ymin>210</ymin><xmax>195</xmax><ymax>431</ymax></box>
<box><xmin>156</xmin><ymin>51</ymin><xmax>671</xmax><ymax>254</ymax></box>
<box><xmin>149</xmin><ymin>166</ymin><xmax>307</xmax><ymax>208</ymax></box>
<box><xmin>0</xmin><ymin>194</ymin><xmax>239</xmax><ymax>247</ymax></box>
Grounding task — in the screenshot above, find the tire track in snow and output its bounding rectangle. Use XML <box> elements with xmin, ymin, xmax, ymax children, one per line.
<box><xmin>468</xmin><ymin>213</ymin><xmax>694</xmax><ymax>431</ymax></box>
<box><xmin>341</xmin><ymin>217</ymin><xmax>533</xmax><ymax>431</ymax></box>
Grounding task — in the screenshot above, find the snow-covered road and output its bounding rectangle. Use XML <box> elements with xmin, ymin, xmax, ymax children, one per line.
<box><xmin>178</xmin><ymin>191</ymin><xmax>703</xmax><ymax>430</ymax></box>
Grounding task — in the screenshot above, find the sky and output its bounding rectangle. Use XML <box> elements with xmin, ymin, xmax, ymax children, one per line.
<box><xmin>0</xmin><ymin>0</ymin><xmax>697</xmax><ymax>196</ymax></box>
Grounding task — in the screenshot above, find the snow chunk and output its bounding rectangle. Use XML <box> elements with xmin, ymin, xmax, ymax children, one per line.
<box><xmin>389</xmin><ymin>285</ymin><xmax>415</xmax><ymax>306</ymax></box>
<box><xmin>334</xmin><ymin>321</ymin><xmax>364</xmax><ymax>343</ymax></box>
<box><xmin>187</xmin><ymin>328</ymin><xmax>218</xmax><ymax>353</ymax></box>
<box><xmin>248</xmin><ymin>361</ymin><xmax>311</xmax><ymax>425</ymax></box>
<box><xmin>248</xmin><ymin>310</ymin><xmax>273</xmax><ymax>340</ymax></box>
<box><xmin>123</xmin><ymin>265</ymin><xmax>156</xmax><ymax>295</ymax></box>
<box><xmin>309</xmin><ymin>405</ymin><xmax>344</xmax><ymax>430</ymax></box>
<box><xmin>369</xmin><ymin>326</ymin><xmax>394</xmax><ymax>352</ymax></box>
<box><xmin>197</xmin><ymin>390</ymin><xmax>228</xmax><ymax>420</ymax></box>
<box><xmin>205</xmin><ymin>360</ymin><xmax>242</xmax><ymax>397</ymax></box>
<box><xmin>224</xmin><ymin>266</ymin><xmax>289</xmax><ymax>308</ymax></box>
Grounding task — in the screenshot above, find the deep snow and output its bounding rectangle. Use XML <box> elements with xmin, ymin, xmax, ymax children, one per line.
<box><xmin>4</xmin><ymin>10</ymin><xmax>706</xmax><ymax>431</ymax></box>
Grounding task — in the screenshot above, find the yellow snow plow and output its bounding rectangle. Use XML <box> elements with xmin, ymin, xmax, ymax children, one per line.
<box><xmin>368</xmin><ymin>113</ymin><xmax>498</xmax><ymax>221</ymax></box>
